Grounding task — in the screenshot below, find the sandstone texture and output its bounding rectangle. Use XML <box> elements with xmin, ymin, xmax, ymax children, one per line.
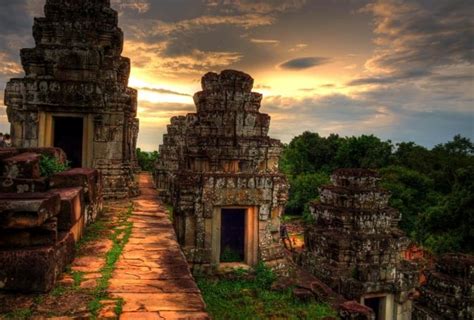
<box><xmin>301</xmin><ymin>168</ymin><xmax>418</xmax><ymax>318</ymax></box>
<box><xmin>155</xmin><ymin>70</ymin><xmax>289</xmax><ymax>272</ymax></box>
<box><xmin>4</xmin><ymin>0</ymin><xmax>139</xmax><ymax>198</ymax></box>
<box><xmin>0</xmin><ymin>147</ymin><xmax>102</xmax><ymax>293</ymax></box>
<box><xmin>413</xmin><ymin>254</ymin><xmax>473</xmax><ymax>320</ymax></box>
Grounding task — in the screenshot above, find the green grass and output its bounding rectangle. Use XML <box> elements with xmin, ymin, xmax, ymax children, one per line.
<box><xmin>87</xmin><ymin>204</ymin><xmax>134</xmax><ymax>318</ymax></box>
<box><xmin>166</xmin><ymin>204</ymin><xmax>174</xmax><ymax>222</ymax></box>
<box><xmin>75</xmin><ymin>219</ymin><xmax>108</xmax><ymax>249</ymax></box>
<box><xmin>3</xmin><ymin>308</ymin><xmax>33</xmax><ymax>320</ymax></box>
<box><xmin>197</xmin><ymin>263</ymin><xmax>336</xmax><ymax>320</ymax></box>
<box><xmin>71</xmin><ymin>271</ymin><xmax>85</xmax><ymax>288</ymax></box>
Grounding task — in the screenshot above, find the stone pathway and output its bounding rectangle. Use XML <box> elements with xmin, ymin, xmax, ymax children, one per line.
<box><xmin>108</xmin><ymin>173</ymin><xmax>209</xmax><ymax>320</ymax></box>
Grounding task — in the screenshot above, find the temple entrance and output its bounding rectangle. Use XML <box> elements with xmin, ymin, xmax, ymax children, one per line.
<box><xmin>364</xmin><ymin>296</ymin><xmax>385</xmax><ymax>320</ymax></box>
<box><xmin>53</xmin><ymin>116</ymin><xmax>83</xmax><ymax>168</ymax></box>
<box><xmin>211</xmin><ymin>206</ymin><xmax>258</xmax><ymax>267</ymax></box>
<box><xmin>220</xmin><ymin>208</ymin><xmax>246</xmax><ymax>262</ymax></box>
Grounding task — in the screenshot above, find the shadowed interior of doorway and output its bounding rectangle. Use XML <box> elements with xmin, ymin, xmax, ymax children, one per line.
<box><xmin>53</xmin><ymin>116</ymin><xmax>83</xmax><ymax>168</ymax></box>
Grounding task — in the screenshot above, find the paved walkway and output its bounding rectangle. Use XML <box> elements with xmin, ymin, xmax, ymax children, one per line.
<box><xmin>109</xmin><ymin>173</ymin><xmax>209</xmax><ymax>320</ymax></box>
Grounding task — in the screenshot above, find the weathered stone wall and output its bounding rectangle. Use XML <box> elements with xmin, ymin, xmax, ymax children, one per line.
<box><xmin>156</xmin><ymin>70</ymin><xmax>289</xmax><ymax>272</ymax></box>
<box><xmin>4</xmin><ymin>0</ymin><xmax>138</xmax><ymax>198</ymax></box>
<box><xmin>300</xmin><ymin>168</ymin><xmax>418</xmax><ymax>317</ymax></box>
<box><xmin>413</xmin><ymin>254</ymin><xmax>473</xmax><ymax>320</ymax></box>
<box><xmin>0</xmin><ymin>147</ymin><xmax>103</xmax><ymax>292</ymax></box>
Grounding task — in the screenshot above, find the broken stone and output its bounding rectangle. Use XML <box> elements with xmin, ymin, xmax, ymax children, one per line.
<box><xmin>0</xmin><ymin>177</ymin><xmax>49</xmax><ymax>193</ymax></box>
<box><xmin>2</xmin><ymin>152</ymin><xmax>41</xmax><ymax>179</ymax></box>
<box><xmin>53</xmin><ymin>187</ymin><xmax>84</xmax><ymax>231</ymax></box>
<box><xmin>0</xmin><ymin>217</ymin><xmax>58</xmax><ymax>247</ymax></box>
<box><xmin>0</xmin><ymin>192</ymin><xmax>61</xmax><ymax>229</ymax></box>
<box><xmin>50</xmin><ymin>168</ymin><xmax>103</xmax><ymax>224</ymax></box>
<box><xmin>0</xmin><ymin>231</ymin><xmax>75</xmax><ymax>292</ymax></box>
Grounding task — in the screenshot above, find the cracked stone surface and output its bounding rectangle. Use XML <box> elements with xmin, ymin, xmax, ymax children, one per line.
<box><xmin>108</xmin><ymin>173</ymin><xmax>209</xmax><ymax>319</ymax></box>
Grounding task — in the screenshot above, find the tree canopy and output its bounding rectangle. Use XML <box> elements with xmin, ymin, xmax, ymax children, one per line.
<box><xmin>280</xmin><ymin>132</ymin><xmax>474</xmax><ymax>255</ymax></box>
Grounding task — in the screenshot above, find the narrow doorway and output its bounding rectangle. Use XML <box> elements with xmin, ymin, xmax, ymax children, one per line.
<box><xmin>364</xmin><ymin>296</ymin><xmax>385</xmax><ymax>320</ymax></box>
<box><xmin>53</xmin><ymin>116</ymin><xmax>83</xmax><ymax>168</ymax></box>
<box><xmin>220</xmin><ymin>208</ymin><xmax>246</xmax><ymax>262</ymax></box>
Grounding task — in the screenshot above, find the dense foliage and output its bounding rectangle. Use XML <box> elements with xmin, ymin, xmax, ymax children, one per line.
<box><xmin>197</xmin><ymin>263</ymin><xmax>335</xmax><ymax>319</ymax></box>
<box><xmin>39</xmin><ymin>155</ymin><xmax>69</xmax><ymax>177</ymax></box>
<box><xmin>136</xmin><ymin>148</ymin><xmax>159</xmax><ymax>172</ymax></box>
<box><xmin>280</xmin><ymin>132</ymin><xmax>474</xmax><ymax>255</ymax></box>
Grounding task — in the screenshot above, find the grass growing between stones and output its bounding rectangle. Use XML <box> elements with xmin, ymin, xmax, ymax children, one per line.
<box><xmin>0</xmin><ymin>202</ymin><xmax>134</xmax><ymax>320</ymax></box>
<box><xmin>196</xmin><ymin>263</ymin><xmax>336</xmax><ymax>320</ymax></box>
<box><xmin>87</xmin><ymin>203</ymin><xmax>134</xmax><ymax>318</ymax></box>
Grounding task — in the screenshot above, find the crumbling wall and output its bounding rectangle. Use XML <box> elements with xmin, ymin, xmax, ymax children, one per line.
<box><xmin>0</xmin><ymin>147</ymin><xmax>102</xmax><ymax>292</ymax></box>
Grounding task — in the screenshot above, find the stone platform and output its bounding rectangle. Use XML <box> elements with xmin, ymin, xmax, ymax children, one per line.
<box><xmin>109</xmin><ymin>173</ymin><xmax>209</xmax><ymax>319</ymax></box>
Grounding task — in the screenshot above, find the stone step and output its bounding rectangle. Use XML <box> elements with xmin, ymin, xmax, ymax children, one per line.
<box><xmin>50</xmin><ymin>168</ymin><xmax>101</xmax><ymax>204</ymax></box>
<box><xmin>0</xmin><ymin>192</ymin><xmax>61</xmax><ymax>228</ymax></box>
<box><xmin>52</xmin><ymin>187</ymin><xmax>84</xmax><ymax>231</ymax></box>
<box><xmin>0</xmin><ymin>217</ymin><xmax>58</xmax><ymax>247</ymax></box>
<box><xmin>0</xmin><ymin>231</ymin><xmax>75</xmax><ymax>292</ymax></box>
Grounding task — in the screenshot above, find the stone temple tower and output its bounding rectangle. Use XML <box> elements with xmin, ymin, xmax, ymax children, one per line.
<box><xmin>155</xmin><ymin>70</ymin><xmax>289</xmax><ymax>272</ymax></box>
<box><xmin>4</xmin><ymin>0</ymin><xmax>139</xmax><ymax>198</ymax></box>
<box><xmin>301</xmin><ymin>169</ymin><xmax>418</xmax><ymax>319</ymax></box>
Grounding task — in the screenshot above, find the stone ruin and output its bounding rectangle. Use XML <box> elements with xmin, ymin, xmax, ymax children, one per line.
<box><xmin>4</xmin><ymin>0</ymin><xmax>139</xmax><ymax>199</ymax></box>
<box><xmin>413</xmin><ymin>254</ymin><xmax>473</xmax><ymax>319</ymax></box>
<box><xmin>155</xmin><ymin>70</ymin><xmax>289</xmax><ymax>272</ymax></box>
<box><xmin>0</xmin><ymin>147</ymin><xmax>102</xmax><ymax>292</ymax></box>
<box><xmin>301</xmin><ymin>168</ymin><xmax>418</xmax><ymax>319</ymax></box>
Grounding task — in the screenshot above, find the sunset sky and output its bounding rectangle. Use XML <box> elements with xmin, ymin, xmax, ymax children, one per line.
<box><xmin>0</xmin><ymin>0</ymin><xmax>472</xmax><ymax>151</ymax></box>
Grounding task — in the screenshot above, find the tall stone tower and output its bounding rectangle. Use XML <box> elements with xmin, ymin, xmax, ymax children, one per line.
<box><xmin>156</xmin><ymin>70</ymin><xmax>289</xmax><ymax>272</ymax></box>
<box><xmin>301</xmin><ymin>169</ymin><xmax>418</xmax><ymax>319</ymax></box>
<box><xmin>4</xmin><ymin>0</ymin><xmax>139</xmax><ymax>198</ymax></box>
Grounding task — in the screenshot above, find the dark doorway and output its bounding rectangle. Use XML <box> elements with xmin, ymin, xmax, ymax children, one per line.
<box><xmin>364</xmin><ymin>297</ymin><xmax>384</xmax><ymax>320</ymax></box>
<box><xmin>220</xmin><ymin>208</ymin><xmax>246</xmax><ymax>262</ymax></box>
<box><xmin>53</xmin><ymin>116</ymin><xmax>83</xmax><ymax>168</ymax></box>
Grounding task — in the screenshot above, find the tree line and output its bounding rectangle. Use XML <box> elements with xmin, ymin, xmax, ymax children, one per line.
<box><xmin>280</xmin><ymin>132</ymin><xmax>473</xmax><ymax>255</ymax></box>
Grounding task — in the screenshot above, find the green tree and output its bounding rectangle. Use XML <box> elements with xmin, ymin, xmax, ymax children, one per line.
<box><xmin>380</xmin><ymin>165</ymin><xmax>440</xmax><ymax>235</ymax></box>
<box><xmin>286</xmin><ymin>172</ymin><xmax>330</xmax><ymax>216</ymax></box>
<box><xmin>335</xmin><ymin>135</ymin><xmax>393</xmax><ymax>168</ymax></box>
<box><xmin>136</xmin><ymin>148</ymin><xmax>159</xmax><ymax>172</ymax></box>
<box><xmin>280</xmin><ymin>132</ymin><xmax>341</xmax><ymax>176</ymax></box>
<box><xmin>416</xmin><ymin>166</ymin><xmax>474</xmax><ymax>254</ymax></box>
<box><xmin>392</xmin><ymin>142</ymin><xmax>434</xmax><ymax>174</ymax></box>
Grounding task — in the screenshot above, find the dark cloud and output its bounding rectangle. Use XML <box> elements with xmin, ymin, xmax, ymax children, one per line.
<box><xmin>137</xmin><ymin>87</ymin><xmax>191</xmax><ymax>97</ymax></box>
<box><xmin>362</xmin><ymin>0</ymin><xmax>473</xmax><ymax>73</ymax></box>
<box><xmin>278</xmin><ymin>56</ymin><xmax>330</xmax><ymax>70</ymax></box>
<box><xmin>348</xmin><ymin>69</ymin><xmax>431</xmax><ymax>86</ymax></box>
